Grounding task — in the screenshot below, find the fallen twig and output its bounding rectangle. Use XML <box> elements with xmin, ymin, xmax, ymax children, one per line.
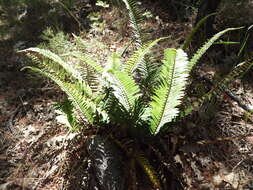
<box><xmin>5</xmin><ymin>105</ymin><xmax>22</xmax><ymax>132</ymax></box>
<box><xmin>201</xmin><ymin>76</ymin><xmax>253</xmax><ymax>114</ymax></box>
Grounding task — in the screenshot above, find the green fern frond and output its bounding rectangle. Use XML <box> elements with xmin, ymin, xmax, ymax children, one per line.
<box><xmin>178</xmin><ymin>59</ymin><xmax>253</xmax><ymax>119</ymax></box>
<box><xmin>104</xmin><ymin>53</ymin><xmax>122</xmax><ymax>73</ymax></box>
<box><xmin>122</xmin><ymin>0</ymin><xmax>144</xmax><ymax>46</ymax></box>
<box><xmin>70</xmin><ymin>51</ymin><xmax>104</xmax><ymax>74</ymax></box>
<box><xmin>104</xmin><ymin>71</ymin><xmax>141</xmax><ymax>111</ymax></box>
<box><xmin>125</xmin><ymin>37</ymin><xmax>167</xmax><ymax>75</ymax></box>
<box><xmin>205</xmin><ymin>60</ymin><xmax>253</xmax><ymax>102</ymax></box>
<box><xmin>19</xmin><ymin>48</ymin><xmax>84</xmax><ymax>81</ymax></box>
<box><xmin>221</xmin><ymin>60</ymin><xmax>253</xmax><ymax>88</ymax></box>
<box><xmin>23</xmin><ymin>66</ymin><xmax>96</xmax><ymax>124</ymax></box>
<box><xmin>182</xmin><ymin>13</ymin><xmax>216</xmax><ymax>50</ymax></box>
<box><xmin>149</xmin><ymin>48</ymin><xmax>189</xmax><ymax>134</ymax></box>
<box><xmin>140</xmin><ymin>61</ymin><xmax>162</xmax><ymax>93</ymax></box>
<box><xmin>188</xmin><ymin>27</ymin><xmax>243</xmax><ymax>71</ymax></box>
<box><xmin>209</xmin><ymin>60</ymin><xmax>253</xmax><ymax>99</ymax></box>
<box><xmin>70</xmin><ymin>52</ymin><xmax>103</xmax><ymax>92</ymax></box>
<box><xmin>72</xmin><ymin>33</ymin><xmax>87</xmax><ymax>51</ymax></box>
<box><xmin>24</xmin><ymin>51</ymin><xmax>43</xmax><ymax>65</ymax></box>
<box><xmin>24</xmin><ymin>51</ymin><xmax>67</xmax><ymax>80</ymax></box>
<box><xmin>55</xmin><ymin>99</ymin><xmax>79</xmax><ymax>131</ymax></box>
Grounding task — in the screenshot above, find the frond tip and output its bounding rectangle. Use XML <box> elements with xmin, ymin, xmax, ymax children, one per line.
<box><xmin>188</xmin><ymin>27</ymin><xmax>244</xmax><ymax>71</ymax></box>
<box><xmin>149</xmin><ymin>48</ymin><xmax>189</xmax><ymax>135</ymax></box>
<box><xmin>122</xmin><ymin>0</ymin><xmax>144</xmax><ymax>46</ymax></box>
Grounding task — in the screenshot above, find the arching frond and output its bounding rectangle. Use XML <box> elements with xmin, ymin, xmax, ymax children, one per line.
<box><xmin>104</xmin><ymin>71</ymin><xmax>141</xmax><ymax>111</ymax></box>
<box><xmin>19</xmin><ymin>47</ymin><xmax>84</xmax><ymax>81</ymax></box>
<box><xmin>178</xmin><ymin>59</ymin><xmax>253</xmax><ymax>119</ymax></box>
<box><xmin>122</xmin><ymin>0</ymin><xmax>144</xmax><ymax>47</ymax></box>
<box><xmin>182</xmin><ymin>13</ymin><xmax>216</xmax><ymax>50</ymax></box>
<box><xmin>23</xmin><ymin>66</ymin><xmax>96</xmax><ymax>124</ymax></box>
<box><xmin>125</xmin><ymin>37</ymin><xmax>167</xmax><ymax>75</ymax></box>
<box><xmin>217</xmin><ymin>60</ymin><xmax>253</xmax><ymax>88</ymax></box>
<box><xmin>149</xmin><ymin>49</ymin><xmax>189</xmax><ymax>135</ymax></box>
<box><xmin>70</xmin><ymin>51</ymin><xmax>104</xmax><ymax>74</ymax></box>
<box><xmin>188</xmin><ymin>27</ymin><xmax>243</xmax><ymax>71</ymax></box>
<box><xmin>23</xmin><ymin>51</ymin><xmax>42</xmax><ymax>65</ymax></box>
<box><xmin>24</xmin><ymin>51</ymin><xmax>68</xmax><ymax>80</ymax></box>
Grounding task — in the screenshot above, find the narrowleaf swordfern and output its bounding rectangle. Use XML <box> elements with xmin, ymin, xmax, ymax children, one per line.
<box><xmin>19</xmin><ymin>0</ymin><xmax>253</xmax><ymax>189</ymax></box>
<box><xmin>20</xmin><ymin>36</ymin><xmax>243</xmax><ymax>135</ymax></box>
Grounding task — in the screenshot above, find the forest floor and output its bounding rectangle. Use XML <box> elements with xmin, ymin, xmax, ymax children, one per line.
<box><xmin>1</xmin><ymin>2</ymin><xmax>253</xmax><ymax>190</ymax></box>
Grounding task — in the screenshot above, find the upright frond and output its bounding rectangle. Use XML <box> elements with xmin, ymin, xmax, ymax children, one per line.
<box><xmin>181</xmin><ymin>13</ymin><xmax>216</xmax><ymax>50</ymax></box>
<box><xmin>188</xmin><ymin>27</ymin><xmax>243</xmax><ymax>72</ymax></box>
<box><xmin>125</xmin><ymin>37</ymin><xmax>167</xmax><ymax>75</ymax></box>
<box><xmin>122</xmin><ymin>0</ymin><xmax>144</xmax><ymax>46</ymax></box>
<box><xmin>104</xmin><ymin>71</ymin><xmax>141</xmax><ymax>111</ymax></box>
<box><xmin>149</xmin><ymin>49</ymin><xmax>189</xmax><ymax>134</ymax></box>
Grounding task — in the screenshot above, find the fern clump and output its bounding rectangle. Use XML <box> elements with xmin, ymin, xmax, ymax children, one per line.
<box><xmin>19</xmin><ymin>0</ymin><xmax>250</xmax><ymax>136</ymax></box>
<box><xmin>19</xmin><ymin>0</ymin><xmax>253</xmax><ymax>188</ymax></box>
<box><xmin>20</xmin><ymin>28</ymin><xmax>248</xmax><ymax>135</ymax></box>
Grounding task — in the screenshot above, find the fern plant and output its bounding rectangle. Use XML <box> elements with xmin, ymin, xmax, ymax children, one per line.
<box><xmin>19</xmin><ymin>0</ymin><xmax>253</xmax><ymax>188</ymax></box>
<box><xmin>20</xmin><ymin>38</ymin><xmax>219</xmax><ymax>134</ymax></box>
<box><xmin>20</xmin><ymin>27</ymin><xmax>251</xmax><ymax>188</ymax></box>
